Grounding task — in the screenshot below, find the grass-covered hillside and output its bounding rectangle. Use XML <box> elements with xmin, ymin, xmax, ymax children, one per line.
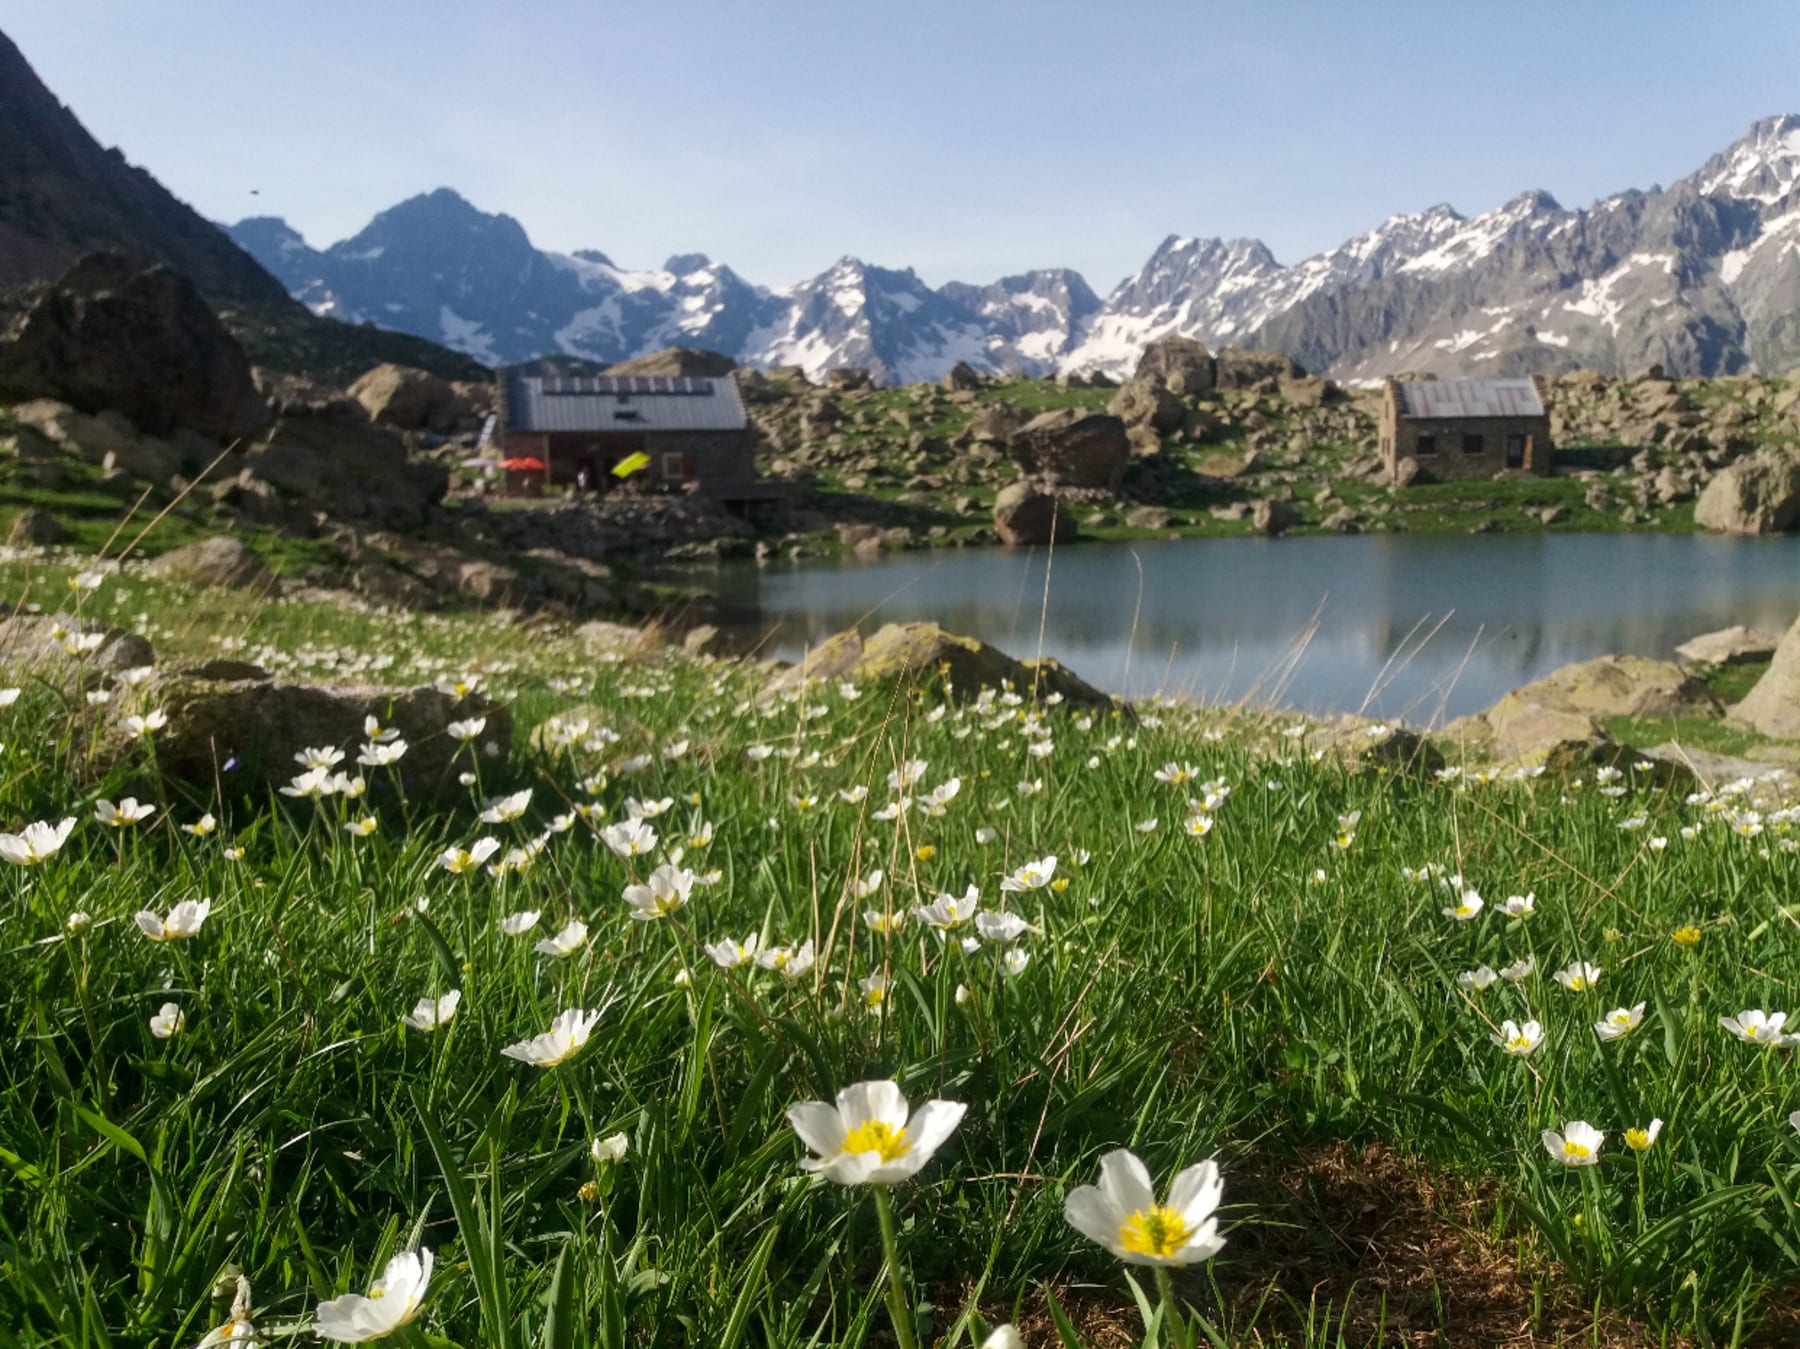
<box><xmin>1</xmin><ymin>550</ymin><xmax>1798</xmax><ymax>1348</ymax></box>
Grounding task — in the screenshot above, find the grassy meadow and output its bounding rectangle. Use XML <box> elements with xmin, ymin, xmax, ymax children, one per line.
<box><xmin>1</xmin><ymin>552</ymin><xmax>1798</xmax><ymax>1348</ymax></box>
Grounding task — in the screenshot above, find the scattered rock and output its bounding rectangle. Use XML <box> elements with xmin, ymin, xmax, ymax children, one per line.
<box><xmin>1693</xmin><ymin>448</ymin><xmax>1800</xmax><ymax>534</ymax></box>
<box><xmin>348</xmin><ymin>364</ymin><xmax>458</xmax><ymax>431</ymax></box>
<box><xmin>1008</xmin><ymin>410</ymin><xmax>1129</xmax><ymax>490</ymax></box>
<box><xmin>143</xmin><ymin>537</ymin><xmax>274</xmax><ymax>591</ymax></box>
<box><xmin>1674</xmin><ymin>624</ymin><xmax>1781</xmax><ymax>670</ymax></box>
<box><xmin>941</xmin><ymin>361</ymin><xmax>982</xmax><ymax>392</ymax></box>
<box><xmin>1132</xmin><ymin>336</ymin><xmax>1216</xmax><ymax>393</ymax></box>
<box><xmin>827</xmin><ymin>368</ymin><xmax>874</xmax><ymax>392</ymax></box>
<box><xmin>1107</xmin><ymin>379</ymin><xmax>1185</xmax><ymax>433</ymax></box>
<box><xmin>106</xmin><ymin>670</ymin><xmax>512</xmax><ymax>798</ymax></box>
<box><xmin>1252</xmin><ymin>498</ymin><xmax>1299</xmax><ymax>536</ymax></box>
<box><xmin>768</xmin><ymin>621</ymin><xmax>1118</xmax><ymax>708</ymax></box>
<box><xmin>1728</xmin><ymin>610</ymin><xmax>1800</xmax><ymax>739</ymax></box>
<box><xmin>241</xmin><ymin>400</ymin><xmax>447</xmax><ymax>530</ymax></box>
<box><xmin>1215</xmin><ymin>348</ymin><xmax>1305</xmax><ymax>390</ymax></box>
<box><xmin>604</xmin><ymin>346</ymin><xmax>737</xmax><ymax>378</ymax></box>
<box><xmin>5</xmin><ymin>508</ymin><xmax>64</xmax><ymax>545</ymax></box>
<box><xmin>993</xmin><ymin>482</ymin><xmax>1076</xmax><ymax>546</ymax></box>
<box><xmin>1125</xmin><ymin>505</ymin><xmax>1173</xmax><ymax>530</ymax></box>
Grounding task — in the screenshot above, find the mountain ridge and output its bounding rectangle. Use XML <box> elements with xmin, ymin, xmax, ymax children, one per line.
<box><xmin>228</xmin><ymin>114</ymin><xmax>1800</xmax><ymax>385</ymax></box>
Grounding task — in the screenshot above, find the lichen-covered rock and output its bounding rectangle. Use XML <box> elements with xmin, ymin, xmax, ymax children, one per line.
<box><xmin>1107</xmin><ymin>380</ymin><xmax>1185</xmax><ymax>433</ymax></box>
<box><xmin>1131</xmin><ymin>336</ymin><xmax>1216</xmax><ymax>393</ymax></box>
<box><xmin>768</xmin><ymin>621</ymin><xmax>1118</xmax><ymax>709</ymax></box>
<box><xmin>1728</xmin><ymin>610</ymin><xmax>1800</xmax><ymax>740</ymax></box>
<box><xmin>348</xmin><ymin>363</ymin><xmax>459</xmax><ymax>431</ymax></box>
<box><xmin>1447</xmin><ymin>655</ymin><xmax>1721</xmax><ymax>757</ymax></box>
<box><xmin>104</xmin><ymin>667</ymin><xmax>511</xmax><ymax>798</ymax></box>
<box><xmin>1673</xmin><ymin>624</ymin><xmax>1781</xmax><ymax>669</ymax></box>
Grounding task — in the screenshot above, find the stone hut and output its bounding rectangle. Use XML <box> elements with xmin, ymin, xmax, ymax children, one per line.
<box><xmin>497</xmin><ymin>370</ymin><xmax>775</xmax><ymax>505</ymax></box>
<box><xmin>1379</xmin><ymin>377</ymin><xmax>1553</xmax><ymax>481</ymax></box>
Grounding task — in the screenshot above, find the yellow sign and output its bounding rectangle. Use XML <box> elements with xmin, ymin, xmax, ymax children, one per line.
<box><xmin>611</xmin><ymin>452</ymin><xmax>651</xmax><ymax>479</ymax></box>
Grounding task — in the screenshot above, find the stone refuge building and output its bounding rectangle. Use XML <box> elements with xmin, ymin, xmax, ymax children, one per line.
<box><xmin>1379</xmin><ymin>377</ymin><xmax>1553</xmax><ymax>480</ymax></box>
<box><xmin>497</xmin><ymin>370</ymin><xmax>775</xmax><ymax>505</ymax></box>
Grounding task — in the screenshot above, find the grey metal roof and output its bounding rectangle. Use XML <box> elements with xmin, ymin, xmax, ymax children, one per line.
<box><xmin>1396</xmin><ymin>378</ymin><xmax>1544</xmax><ymax>419</ymax></box>
<box><xmin>505</xmin><ymin>372</ymin><xmax>747</xmax><ymax>433</ymax></box>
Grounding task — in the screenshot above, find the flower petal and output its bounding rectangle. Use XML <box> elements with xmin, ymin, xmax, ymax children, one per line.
<box><xmin>1096</xmin><ymin>1148</ymin><xmax>1157</xmax><ymax>1216</ymax></box>
<box><xmin>1063</xmin><ymin>1184</ymin><xmax>1126</xmax><ymax>1255</ymax></box>
<box><xmin>836</xmin><ymin>1079</ymin><xmax>908</xmax><ymax>1131</ymax></box>
<box><xmin>1165</xmin><ymin>1158</ymin><xmax>1223</xmax><ymax>1227</ymax></box>
<box><xmin>787</xmin><ymin>1102</ymin><xmax>846</xmax><ymax>1158</ymax></box>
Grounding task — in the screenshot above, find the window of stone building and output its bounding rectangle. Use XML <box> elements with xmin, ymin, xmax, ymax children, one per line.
<box><xmin>1462</xmin><ymin>433</ymin><xmax>1484</xmax><ymax>454</ymax></box>
<box><xmin>1506</xmin><ymin>434</ymin><xmax>1526</xmax><ymax>468</ymax></box>
<box><xmin>1415</xmin><ymin>435</ymin><xmax>1438</xmax><ymax>456</ymax></box>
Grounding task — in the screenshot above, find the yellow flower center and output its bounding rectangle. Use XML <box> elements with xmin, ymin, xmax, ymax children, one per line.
<box><xmin>1746</xmin><ymin>1024</ymin><xmax>1764</xmax><ymax>1040</ymax></box>
<box><xmin>1562</xmin><ymin>1140</ymin><xmax>1590</xmax><ymax>1160</ymax></box>
<box><xmin>1610</xmin><ymin>1012</ymin><xmax>1631</xmax><ymax>1026</ymax></box>
<box><xmin>1117</xmin><ymin>1205</ymin><xmax>1193</xmax><ymax>1259</ymax></box>
<box><xmin>841</xmin><ymin>1119</ymin><xmax>910</xmax><ymax>1162</ymax></box>
<box><xmin>1567</xmin><ymin>977</ymin><xmax>1588</xmax><ymax>991</ymax></box>
<box><xmin>1625</xmin><ymin>1129</ymin><xmax>1651</xmax><ymax>1151</ymax></box>
<box><xmin>1673</xmin><ymin>926</ymin><xmax>1701</xmax><ymax>946</ymax></box>
<box><xmin>1508</xmin><ymin>1034</ymin><xmax>1532</xmax><ymax>1050</ymax></box>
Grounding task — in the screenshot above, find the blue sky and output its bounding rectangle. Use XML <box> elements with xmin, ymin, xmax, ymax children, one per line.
<box><xmin>7</xmin><ymin>1</ymin><xmax>1798</xmax><ymax>291</ymax></box>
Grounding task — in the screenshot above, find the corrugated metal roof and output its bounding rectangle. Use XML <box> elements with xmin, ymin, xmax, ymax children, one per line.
<box><xmin>505</xmin><ymin>372</ymin><xmax>748</xmax><ymax>433</ymax></box>
<box><xmin>1396</xmin><ymin>378</ymin><xmax>1544</xmax><ymax>419</ymax></box>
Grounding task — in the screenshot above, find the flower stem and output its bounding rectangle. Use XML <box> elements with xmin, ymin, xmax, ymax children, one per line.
<box><xmin>871</xmin><ymin>1186</ymin><xmax>917</xmax><ymax>1349</ymax></box>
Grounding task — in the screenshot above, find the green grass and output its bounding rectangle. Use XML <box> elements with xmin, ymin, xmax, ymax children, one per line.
<box><xmin>2</xmin><ymin>560</ymin><xmax>1799</xmax><ymax>1347</ymax></box>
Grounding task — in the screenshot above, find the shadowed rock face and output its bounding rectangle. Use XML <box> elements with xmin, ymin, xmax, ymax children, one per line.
<box><xmin>1446</xmin><ymin>654</ymin><xmax>1723</xmax><ymax>758</ymax></box>
<box><xmin>1730</xmin><ymin>611</ymin><xmax>1800</xmax><ymax>739</ymax></box>
<box><xmin>0</xmin><ymin>254</ymin><xmax>271</xmax><ymax>442</ymax></box>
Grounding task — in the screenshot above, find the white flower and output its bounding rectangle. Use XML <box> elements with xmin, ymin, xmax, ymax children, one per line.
<box><xmin>705</xmin><ymin>934</ymin><xmax>761</xmax><ymax>968</ymax></box>
<box><xmin>863</xmin><ymin>909</ymin><xmax>906</xmax><ymax>935</ymax></box>
<box><xmin>149</xmin><ymin>1003</ymin><xmax>185</xmax><ymax>1039</ymax></box>
<box><xmin>1134</xmin><ymin>818</ymin><xmax>1159</xmax><ymax>833</ymax></box>
<box><xmin>1001</xmin><ymin>947</ymin><xmax>1031</xmax><ymax>977</ymax></box>
<box><xmin>755</xmin><ymin>939</ymin><xmax>815</xmax><ymax>980</ymax></box>
<box><xmin>1719</xmin><ymin>1009</ymin><xmax>1788</xmax><ymax>1044</ymax></box>
<box><xmin>182</xmin><ymin>813</ymin><xmax>217</xmax><ymax>837</ymax></box>
<box><xmin>1456</xmin><ymin>966</ymin><xmax>1497</xmax><ymax>992</ymax></box>
<box><xmin>314</xmin><ymin>1249</ymin><xmax>433</xmax><ymax>1342</ymax></box>
<box><xmin>0</xmin><ymin>816</ymin><xmax>75</xmax><ymax>866</ymax></box>
<box><xmin>1500</xmin><ymin>893</ymin><xmax>1535</xmax><ymax>919</ymax></box>
<box><xmin>887</xmin><ymin>759</ymin><xmax>928</xmax><ymax>791</ymax></box>
<box><xmin>1183</xmin><ymin>813</ymin><xmax>1214</xmax><ymax>838</ymax></box>
<box><xmin>122</xmin><ymin>709</ymin><xmax>168</xmax><ymax>739</ymax></box>
<box><xmin>1594</xmin><ymin>1003</ymin><xmax>1646</xmax><ymax>1041</ymax></box>
<box><xmin>294</xmin><ymin>745</ymin><xmax>345</xmax><ymax>770</ymax></box>
<box><xmin>501</xmin><ymin>1008</ymin><xmax>601</xmax><ymax>1067</ymax></box>
<box><xmin>446</xmin><ymin>717</ymin><xmax>488</xmax><ymax>741</ymax></box>
<box><xmin>852</xmin><ymin>868</ymin><xmax>885</xmax><ymax>899</ymax></box>
<box><xmin>0</xmin><ymin>688</ymin><xmax>19</xmax><ymax>707</ymax></box>
<box><xmin>975</xmin><ymin>911</ymin><xmax>1028</xmax><ymax>944</ymax></box>
<box><xmin>439</xmin><ymin>838</ymin><xmax>502</xmax><ymax>874</ymax></box>
<box><xmin>357</xmin><ymin>738</ymin><xmax>408</xmax><ymax>767</ymax></box>
<box><xmin>1552</xmin><ymin>961</ymin><xmax>1602</xmax><ymax>992</ymax></box>
<box><xmin>787</xmin><ymin>1079</ymin><xmax>967</xmax><ymax>1185</ymax></box>
<box><xmin>591</xmin><ymin>1132</ymin><xmax>629</xmax><ymax>1164</ymax></box>
<box><xmin>65</xmin><ymin>910</ymin><xmax>92</xmax><ymax>933</ymax></box>
<box><xmin>1624</xmin><ymin>1119</ymin><xmax>1663</xmax><ymax>1153</ymax></box>
<box><xmin>1000</xmin><ymin>855</ymin><xmax>1056</xmax><ymax>893</ymax></box>
<box><xmin>974</xmin><ymin>826</ymin><xmax>997</xmax><ymax>844</ymax></box>
<box><xmin>501</xmin><ymin>909</ymin><xmax>541</xmax><ymax>936</ymax></box>
<box><xmin>479</xmin><ymin>788</ymin><xmax>533</xmax><ymax>823</ymax></box>
<box><xmin>915</xmin><ymin>885</ymin><xmax>981</xmax><ymax>930</ymax></box>
<box><xmin>601</xmin><ymin>819</ymin><xmax>658</xmax><ymax>858</ymax></box>
<box><xmin>134</xmin><ymin>898</ymin><xmax>211</xmax><ymax>941</ymax></box>
<box><xmin>1064</xmin><ymin>1148</ymin><xmax>1226</xmax><ymax>1267</ymax></box>
<box><xmin>403</xmin><ymin>990</ymin><xmax>461</xmax><ymax>1031</ymax></box>
<box><xmin>1542</xmin><ymin>1121</ymin><xmax>1604</xmax><ymax>1167</ymax></box>
<box><xmin>96</xmin><ymin>797</ymin><xmax>157</xmax><ymax>828</ymax></box>
<box><xmin>623</xmin><ymin>864</ymin><xmax>694</xmax><ymax>920</ymax></box>
<box><xmin>1493</xmin><ymin>1019</ymin><xmax>1544</xmax><ymax>1057</ymax></box>
<box><xmin>1442</xmin><ymin>890</ymin><xmax>1483</xmax><ymax>921</ymax></box>
<box><xmin>1499</xmin><ymin>956</ymin><xmax>1535</xmax><ymax>982</ymax></box>
<box><xmin>535</xmin><ymin>920</ymin><xmax>589</xmax><ymax>958</ymax></box>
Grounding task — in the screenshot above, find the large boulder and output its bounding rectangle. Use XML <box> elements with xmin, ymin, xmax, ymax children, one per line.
<box><xmin>1448</xmin><ymin>655</ymin><xmax>1722</xmax><ymax>757</ymax></box>
<box><xmin>1009</xmin><ymin>409</ymin><xmax>1129</xmax><ymax>489</ymax></box>
<box><xmin>241</xmin><ymin>402</ymin><xmax>448</xmax><ymax>529</ymax></box>
<box><xmin>1107</xmin><ymin>379</ymin><xmax>1185</xmax><ymax>433</ymax></box>
<box><xmin>993</xmin><ymin>481</ymin><xmax>1077</xmax><ymax>546</ymax></box>
<box><xmin>941</xmin><ymin>361</ymin><xmax>983</xmax><ymax>392</ymax></box>
<box><xmin>1215</xmin><ymin>348</ymin><xmax>1305</xmax><ymax>390</ymax></box>
<box><xmin>104</xmin><ymin>667</ymin><xmax>512</xmax><ymax>798</ymax></box>
<box><xmin>10</xmin><ymin>398</ymin><xmax>197</xmax><ymax>483</ymax></box>
<box><xmin>348</xmin><ymin>364</ymin><xmax>458</xmax><ymax>431</ymax></box>
<box><xmin>1729</xmin><ymin>612</ymin><xmax>1800</xmax><ymax>740</ymax></box>
<box><xmin>1132</xmin><ymin>337</ymin><xmax>1216</xmax><ymax>394</ymax></box>
<box><xmin>144</xmin><ymin>537</ymin><xmax>275</xmax><ymax>591</ymax></box>
<box><xmin>1252</xmin><ymin>498</ymin><xmax>1299</xmax><ymax>536</ymax></box>
<box><xmin>1674</xmin><ymin>624</ymin><xmax>1782</xmax><ymax>670</ymax></box>
<box><xmin>1693</xmin><ymin>448</ymin><xmax>1800</xmax><ymax>534</ymax></box>
<box><xmin>768</xmin><ymin>621</ymin><xmax>1117</xmax><ymax>708</ymax></box>
<box><xmin>0</xmin><ymin>254</ymin><xmax>269</xmax><ymax>442</ymax></box>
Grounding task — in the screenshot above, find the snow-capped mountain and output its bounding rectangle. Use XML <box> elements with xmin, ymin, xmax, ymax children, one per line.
<box><xmin>229</xmin><ymin>116</ymin><xmax>1800</xmax><ymax>382</ymax></box>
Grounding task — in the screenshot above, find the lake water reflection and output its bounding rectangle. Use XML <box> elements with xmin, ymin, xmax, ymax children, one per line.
<box><xmin>710</xmin><ymin>534</ymin><xmax>1800</xmax><ymax>724</ymax></box>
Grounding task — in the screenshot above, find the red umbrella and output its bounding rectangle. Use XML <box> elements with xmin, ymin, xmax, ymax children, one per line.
<box><xmin>499</xmin><ymin>456</ymin><xmax>547</xmax><ymax>471</ymax></box>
